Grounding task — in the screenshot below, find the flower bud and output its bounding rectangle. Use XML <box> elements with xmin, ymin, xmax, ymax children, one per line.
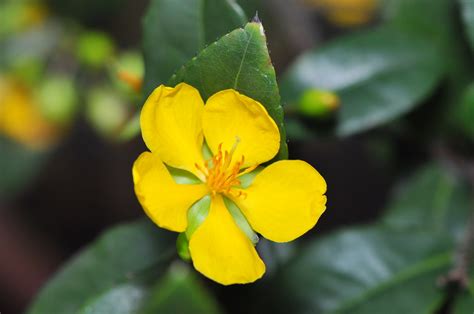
<box><xmin>37</xmin><ymin>75</ymin><xmax>78</xmax><ymax>126</ymax></box>
<box><xmin>176</xmin><ymin>233</ymin><xmax>191</xmax><ymax>262</ymax></box>
<box><xmin>297</xmin><ymin>89</ymin><xmax>339</xmax><ymax>118</ymax></box>
<box><xmin>85</xmin><ymin>87</ymin><xmax>129</xmax><ymax>138</ymax></box>
<box><xmin>76</xmin><ymin>31</ymin><xmax>115</xmax><ymax>68</ymax></box>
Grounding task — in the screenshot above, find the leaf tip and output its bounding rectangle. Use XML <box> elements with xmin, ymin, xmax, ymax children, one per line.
<box><xmin>252</xmin><ymin>11</ymin><xmax>261</xmax><ymax>24</ymax></box>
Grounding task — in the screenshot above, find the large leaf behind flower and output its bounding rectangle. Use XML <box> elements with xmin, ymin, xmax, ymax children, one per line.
<box><xmin>169</xmin><ymin>22</ymin><xmax>288</xmax><ymax>159</ymax></box>
<box><xmin>27</xmin><ymin>220</ymin><xmax>174</xmax><ymax>314</ymax></box>
<box><xmin>142</xmin><ymin>0</ymin><xmax>246</xmax><ymax>96</ymax></box>
<box><xmin>28</xmin><ymin>219</ymin><xmax>222</xmax><ymax>314</ymax></box>
<box><xmin>248</xmin><ymin>164</ymin><xmax>471</xmax><ymax>313</ymax></box>
<box><xmin>280</xmin><ymin>26</ymin><xmax>443</xmax><ymax>136</ymax></box>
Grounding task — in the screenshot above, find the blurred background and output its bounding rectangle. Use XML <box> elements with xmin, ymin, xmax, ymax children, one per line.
<box><xmin>1</xmin><ymin>0</ymin><xmax>473</xmax><ymax>313</ymax></box>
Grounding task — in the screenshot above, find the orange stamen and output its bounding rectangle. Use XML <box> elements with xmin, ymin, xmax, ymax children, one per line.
<box><xmin>194</xmin><ymin>138</ymin><xmax>257</xmax><ymax>198</ymax></box>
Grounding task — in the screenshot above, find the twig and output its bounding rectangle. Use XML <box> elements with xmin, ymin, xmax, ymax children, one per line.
<box><xmin>435</xmin><ymin>145</ymin><xmax>474</xmax><ymax>289</ymax></box>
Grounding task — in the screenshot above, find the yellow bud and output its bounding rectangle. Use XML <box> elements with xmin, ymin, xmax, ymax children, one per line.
<box><xmin>303</xmin><ymin>0</ymin><xmax>379</xmax><ymax>27</ymax></box>
<box><xmin>0</xmin><ymin>78</ymin><xmax>58</xmax><ymax>149</ymax></box>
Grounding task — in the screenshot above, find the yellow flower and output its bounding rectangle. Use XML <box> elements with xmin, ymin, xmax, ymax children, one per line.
<box><xmin>0</xmin><ymin>77</ymin><xmax>58</xmax><ymax>149</ymax></box>
<box><xmin>304</xmin><ymin>0</ymin><xmax>378</xmax><ymax>27</ymax></box>
<box><xmin>133</xmin><ymin>83</ymin><xmax>327</xmax><ymax>285</ymax></box>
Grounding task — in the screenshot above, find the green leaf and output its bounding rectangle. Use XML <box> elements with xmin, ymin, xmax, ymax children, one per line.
<box><xmin>252</xmin><ymin>163</ymin><xmax>474</xmax><ymax>314</ymax></box>
<box><xmin>169</xmin><ymin>22</ymin><xmax>288</xmax><ymax>159</ymax></box>
<box><xmin>139</xmin><ymin>263</ymin><xmax>223</xmax><ymax>314</ymax></box>
<box><xmin>78</xmin><ymin>284</ymin><xmax>148</xmax><ymax>314</ymax></box>
<box><xmin>382</xmin><ymin>164</ymin><xmax>471</xmax><ymax>239</ymax></box>
<box><xmin>454</xmin><ymin>83</ymin><xmax>474</xmax><ymax>141</ymax></box>
<box><xmin>386</xmin><ymin>0</ymin><xmax>474</xmax><ymax>133</ymax></box>
<box><xmin>142</xmin><ymin>0</ymin><xmax>246</xmax><ymax>96</ymax></box>
<box><xmin>280</xmin><ymin>26</ymin><xmax>443</xmax><ymax>136</ymax></box>
<box><xmin>27</xmin><ymin>219</ymin><xmax>174</xmax><ymax>314</ymax></box>
<box><xmin>77</xmin><ymin>263</ymin><xmax>223</xmax><ymax>314</ymax></box>
<box><xmin>459</xmin><ymin>0</ymin><xmax>474</xmax><ymax>51</ymax></box>
<box><xmin>260</xmin><ymin>226</ymin><xmax>452</xmax><ymax>314</ymax></box>
<box><xmin>454</xmin><ymin>290</ymin><xmax>474</xmax><ymax>314</ymax></box>
<box><xmin>0</xmin><ymin>137</ymin><xmax>47</xmax><ymax>199</ymax></box>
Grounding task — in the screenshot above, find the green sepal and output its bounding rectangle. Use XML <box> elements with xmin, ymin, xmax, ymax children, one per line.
<box><xmin>238</xmin><ymin>166</ymin><xmax>263</xmax><ymax>189</ymax></box>
<box><xmin>176</xmin><ymin>233</ymin><xmax>191</xmax><ymax>261</ymax></box>
<box><xmin>167</xmin><ymin>166</ymin><xmax>201</xmax><ymax>184</ymax></box>
<box><xmin>185</xmin><ymin>195</ymin><xmax>212</xmax><ymax>239</ymax></box>
<box><xmin>223</xmin><ymin>196</ymin><xmax>259</xmax><ymax>245</ymax></box>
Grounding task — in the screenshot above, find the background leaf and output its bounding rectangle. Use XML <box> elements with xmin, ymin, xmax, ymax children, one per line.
<box><xmin>142</xmin><ymin>0</ymin><xmax>246</xmax><ymax>96</ymax></box>
<box><xmin>139</xmin><ymin>263</ymin><xmax>222</xmax><ymax>314</ymax></box>
<box><xmin>78</xmin><ymin>284</ymin><xmax>148</xmax><ymax>314</ymax></box>
<box><xmin>27</xmin><ymin>219</ymin><xmax>174</xmax><ymax>314</ymax></box>
<box><xmin>249</xmin><ymin>163</ymin><xmax>472</xmax><ymax>314</ymax></box>
<box><xmin>169</xmin><ymin>22</ymin><xmax>288</xmax><ymax>159</ymax></box>
<box><xmin>453</xmin><ymin>281</ymin><xmax>474</xmax><ymax>314</ymax></box>
<box><xmin>459</xmin><ymin>0</ymin><xmax>474</xmax><ymax>51</ymax></box>
<box><xmin>279</xmin><ymin>26</ymin><xmax>443</xmax><ymax>136</ymax></box>
<box><xmin>382</xmin><ymin>164</ymin><xmax>471</xmax><ymax>239</ymax></box>
<box><xmin>77</xmin><ymin>263</ymin><xmax>222</xmax><ymax>314</ymax></box>
<box><xmin>260</xmin><ymin>226</ymin><xmax>452</xmax><ymax>314</ymax></box>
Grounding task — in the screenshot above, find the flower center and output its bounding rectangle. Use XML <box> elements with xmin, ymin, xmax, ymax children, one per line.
<box><xmin>195</xmin><ymin>138</ymin><xmax>257</xmax><ymax>198</ymax></box>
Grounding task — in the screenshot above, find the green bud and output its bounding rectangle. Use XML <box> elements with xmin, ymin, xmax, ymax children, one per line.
<box><xmin>298</xmin><ymin>89</ymin><xmax>340</xmax><ymax>118</ymax></box>
<box><xmin>37</xmin><ymin>75</ymin><xmax>78</xmax><ymax>125</ymax></box>
<box><xmin>176</xmin><ymin>233</ymin><xmax>191</xmax><ymax>261</ymax></box>
<box><xmin>85</xmin><ymin>87</ymin><xmax>129</xmax><ymax>138</ymax></box>
<box><xmin>111</xmin><ymin>51</ymin><xmax>144</xmax><ymax>94</ymax></box>
<box><xmin>76</xmin><ymin>31</ymin><xmax>115</xmax><ymax>68</ymax></box>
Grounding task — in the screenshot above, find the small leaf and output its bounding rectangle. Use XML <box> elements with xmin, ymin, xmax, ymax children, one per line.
<box><xmin>142</xmin><ymin>0</ymin><xmax>246</xmax><ymax>96</ymax></box>
<box><xmin>27</xmin><ymin>219</ymin><xmax>174</xmax><ymax>314</ymax></box>
<box><xmin>280</xmin><ymin>26</ymin><xmax>443</xmax><ymax>136</ymax></box>
<box><xmin>169</xmin><ymin>22</ymin><xmax>288</xmax><ymax>159</ymax></box>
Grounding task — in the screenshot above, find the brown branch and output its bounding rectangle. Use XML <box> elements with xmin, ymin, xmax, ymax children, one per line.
<box><xmin>435</xmin><ymin>145</ymin><xmax>474</xmax><ymax>289</ymax></box>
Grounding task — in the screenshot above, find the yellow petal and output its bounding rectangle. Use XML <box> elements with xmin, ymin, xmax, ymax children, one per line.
<box><xmin>140</xmin><ymin>83</ymin><xmax>204</xmax><ymax>174</ymax></box>
<box><xmin>233</xmin><ymin>160</ymin><xmax>327</xmax><ymax>243</ymax></box>
<box><xmin>189</xmin><ymin>195</ymin><xmax>265</xmax><ymax>285</ymax></box>
<box><xmin>133</xmin><ymin>151</ymin><xmax>208</xmax><ymax>232</ymax></box>
<box><xmin>202</xmin><ymin>89</ymin><xmax>280</xmax><ymax>168</ymax></box>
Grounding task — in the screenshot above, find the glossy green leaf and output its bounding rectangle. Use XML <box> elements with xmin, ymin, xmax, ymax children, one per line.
<box><xmin>169</xmin><ymin>22</ymin><xmax>288</xmax><ymax>159</ymax></box>
<box><xmin>78</xmin><ymin>284</ymin><xmax>148</xmax><ymax>314</ymax></box>
<box><xmin>27</xmin><ymin>219</ymin><xmax>174</xmax><ymax>314</ymax></box>
<box><xmin>280</xmin><ymin>26</ymin><xmax>443</xmax><ymax>136</ymax></box>
<box><xmin>76</xmin><ymin>263</ymin><xmax>223</xmax><ymax>314</ymax></box>
<box><xmin>382</xmin><ymin>164</ymin><xmax>471</xmax><ymax>239</ymax></box>
<box><xmin>253</xmin><ymin>163</ymin><xmax>473</xmax><ymax>314</ymax></box>
<box><xmin>386</xmin><ymin>0</ymin><xmax>474</xmax><ymax>132</ymax></box>
<box><xmin>260</xmin><ymin>226</ymin><xmax>452</xmax><ymax>314</ymax></box>
<box><xmin>140</xmin><ymin>263</ymin><xmax>222</xmax><ymax>314</ymax></box>
<box><xmin>142</xmin><ymin>0</ymin><xmax>246</xmax><ymax>96</ymax></box>
<box><xmin>460</xmin><ymin>0</ymin><xmax>474</xmax><ymax>51</ymax></box>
